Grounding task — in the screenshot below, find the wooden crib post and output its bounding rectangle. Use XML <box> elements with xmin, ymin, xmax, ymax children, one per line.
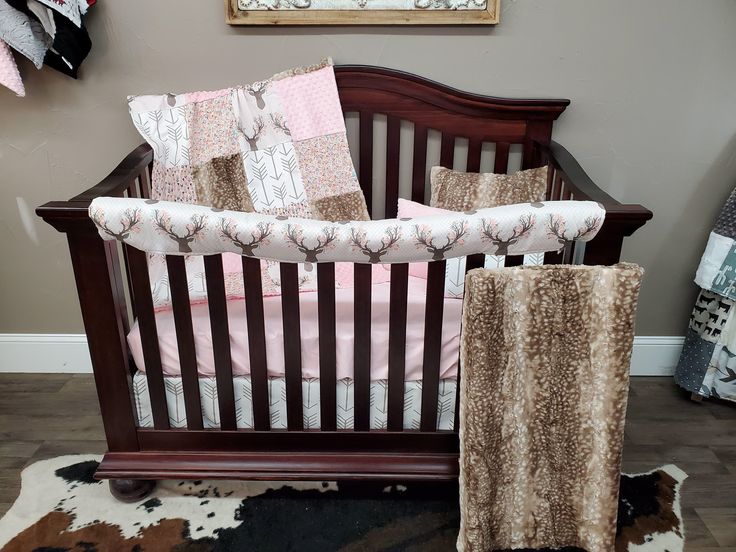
<box><xmin>36</xmin><ymin>206</ymin><xmax>151</xmax><ymax>500</ymax></box>
<box><xmin>584</xmin><ymin>208</ymin><xmax>650</xmax><ymax>266</ymax></box>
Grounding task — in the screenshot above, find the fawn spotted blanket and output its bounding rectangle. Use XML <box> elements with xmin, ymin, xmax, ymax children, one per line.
<box><xmin>458</xmin><ymin>264</ymin><xmax>643</xmax><ymax>552</ymax></box>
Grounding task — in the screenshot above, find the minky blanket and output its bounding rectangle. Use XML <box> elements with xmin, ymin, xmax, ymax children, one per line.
<box><xmin>459</xmin><ymin>263</ymin><xmax>643</xmax><ymax>552</ymax></box>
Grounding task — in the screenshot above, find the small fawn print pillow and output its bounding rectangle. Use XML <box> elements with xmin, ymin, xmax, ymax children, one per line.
<box><xmin>430</xmin><ymin>165</ymin><xmax>548</xmax><ymax>211</ymax></box>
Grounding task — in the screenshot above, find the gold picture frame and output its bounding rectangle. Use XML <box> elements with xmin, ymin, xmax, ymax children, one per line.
<box><xmin>226</xmin><ymin>0</ymin><xmax>499</xmax><ymax>25</ymax></box>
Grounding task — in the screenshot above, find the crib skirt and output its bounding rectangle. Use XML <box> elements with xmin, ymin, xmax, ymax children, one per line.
<box><xmin>133</xmin><ymin>371</ymin><xmax>457</xmax><ymax>431</ymax></box>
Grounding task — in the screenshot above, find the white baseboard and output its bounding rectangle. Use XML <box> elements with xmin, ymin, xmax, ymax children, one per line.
<box><xmin>0</xmin><ymin>334</ymin><xmax>92</xmax><ymax>373</ymax></box>
<box><xmin>628</xmin><ymin>336</ymin><xmax>684</xmax><ymax>376</ymax></box>
<box><xmin>0</xmin><ymin>333</ymin><xmax>684</xmax><ymax>376</ymax></box>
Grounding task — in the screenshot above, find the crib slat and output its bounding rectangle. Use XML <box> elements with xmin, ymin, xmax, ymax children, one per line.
<box><xmin>139</xmin><ymin>167</ymin><xmax>152</xmax><ymax>199</ymax></box>
<box><xmin>387</xmin><ymin>263</ymin><xmax>409</xmax><ymax>431</ymax></box>
<box><xmin>385</xmin><ymin>116</ymin><xmax>401</xmax><ymax>219</ymax></box>
<box><xmin>552</xmin><ymin>172</ymin><xmax>564</xmax><ymax>200</ymax></box>
<box><xmin>494</xmin><ymin>142</ymin><xmax>510</xmax><ymax>174</ymax></box>
<box><xmin>420</xmin><ymin>261</ymin><xmax>446</xmax><ymax>432</ymax></box>
<box><xmin>440</xmin><ymin>134</ymin><xmax>455</xmax><ymax>169</ymax></box>
<box><xmin>353</xmin><ymin>263</ymin><xmax>372</xmax><ymax>431</ymax></box>
<box><xmin>127</xmin><ymin>246</ymin><xmax>169</xmax><ymax>430</ymax></box>
<box><xmin>412</xmin><ymin>124</ymin><xmax>428</xmax><ymax>203</ymax></box>
<box><xmin>317</xmin><ymin>263</ymin><xmax>337</xmax><ymax>432</ymax></box>
<box><xmin>359</xmin><ymin>111</ymin><xmax>373</xmax><ymax>218</ymax></box>
<box><xmin>243</xmin><ymin>257</ymin><xmax>270</xmax><ymax>431</ymax></box>
<box><xmin>120</xmin><ymin>244</ymin><xmax>136</xmax><ymax>328</ymax></box>
<box><xmin>561</xmin><ymin>185</ymin><xmax>572</xmax><ymax>201</ymax></box>
<box><xmin>465</xmin><ymin>254</ymin><xmax>485</xmax><ymax>272</ymax></box>
<box><xmin>467</xmin><ymin>140</ymin><xmax>482</xmax><ymax>173</ymax></box>
<box><xmin>280</xmin><ymin>263</ymin><xmax>304</xmax><ymax>431</ymax></box>
<box><xmin>546</xmin><ymin>166</ymin><xmax>555</xmax><ymax>199</ymax></box>
<box><xmin>203</xmin><ymin>255</ymin><xmax>237</xmax><ymax>431</ymax></box>
<box><xmin>166</xmin><ymin>255</ymin><xmax>203</xmax><ymax>430</ymax></box>
<box><xmin>505</xmin><ymin>255</ymin><xmax>524</xmax><ymax>267</ymax></box>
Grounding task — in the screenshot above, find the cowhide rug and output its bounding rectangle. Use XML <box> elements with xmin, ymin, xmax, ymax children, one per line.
<box><xmin>0</xmin><ymin>456</ymin><xmax>686</xmax><ymax>552</ymax></box>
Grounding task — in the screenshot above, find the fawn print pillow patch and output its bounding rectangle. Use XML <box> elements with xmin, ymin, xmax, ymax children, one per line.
<box><xmin>127</xmin><ymin>59</ymin><xmax>369</xmax><ymax>222</ymax></box>
<box><xmin>430</xmin><ymin>165</ymin><xmax>548</xmax><ymax>211</ymax></box>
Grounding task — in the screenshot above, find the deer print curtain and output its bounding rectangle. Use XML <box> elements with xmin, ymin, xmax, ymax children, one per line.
<box><xmin>676</xmin><ymin>186</ymin><xmax>736</xmax><ymax>402</ymax></box>
<box><xmin>89</xmin><ymin>197</ymin><xmax>605</xmax><ymax>265</ymax></box>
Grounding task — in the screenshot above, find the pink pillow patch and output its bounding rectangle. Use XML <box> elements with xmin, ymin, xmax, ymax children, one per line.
<box><xmin>0</xmin><ymin>40</ymin><xmax>24</xmax><ymax>97</ymax></box>
<box><xmin>272</xmin><ymin>66</ymin><xmax>345</xmax><ymax>142</ymax></box>
<box><xmin>397</xmin><ymin>198</ymin><xmax>452</xmax><ymax>219</ymax></box>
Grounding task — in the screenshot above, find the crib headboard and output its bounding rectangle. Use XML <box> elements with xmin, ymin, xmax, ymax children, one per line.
<box><xmin>334</xmin><ymin>65</ymin><xmax>570</xmax><ymax>218</ymax></box>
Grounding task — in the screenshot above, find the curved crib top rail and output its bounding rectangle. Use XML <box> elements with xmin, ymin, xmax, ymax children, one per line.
<box><xmin>89</xmin><ymin>197</ymin><xmax>605</xmax><ymax>264</ymax></box>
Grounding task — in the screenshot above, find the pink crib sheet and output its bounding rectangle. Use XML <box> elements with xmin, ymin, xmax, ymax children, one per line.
<box><xmin>127</xmin><ymin>275</ymin><xmax>462</xmax><ymax>382</ymax></box>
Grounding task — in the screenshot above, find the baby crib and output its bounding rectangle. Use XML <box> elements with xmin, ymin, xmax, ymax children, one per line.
<box><xmin>37</xmin><ymin>65</ymin><xmax>652</xmax><ymax>501</ymax></box>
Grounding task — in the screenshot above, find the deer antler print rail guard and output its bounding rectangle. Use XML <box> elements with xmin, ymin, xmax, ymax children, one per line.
<box><xmin>89</xmin><ymin>198</ymin><xmax>605</xmax><ymax>263</ymax></box>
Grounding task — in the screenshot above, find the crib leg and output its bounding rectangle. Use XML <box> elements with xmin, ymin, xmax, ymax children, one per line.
<box><xmin>109</xmin><ymin>479</ymin><xmax>156</xmax><ymax>503</ymax></box>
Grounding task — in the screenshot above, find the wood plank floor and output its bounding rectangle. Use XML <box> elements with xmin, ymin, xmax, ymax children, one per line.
<box><xmin>0</xmin><ymin>374</ymin><xmax>734</xmax><ymax>550</ymax></box>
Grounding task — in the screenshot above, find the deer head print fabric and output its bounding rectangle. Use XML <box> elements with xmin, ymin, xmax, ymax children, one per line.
<box><xmin>89</xmin><ymin>197</ymin><xmax>605</xmax><ymax>264</ymax></box>
<box><xmin>430</xmin><ymin>165</ymin><xmax>549</xmax><ymax>211</ymax></box>
<box><xmin>127</xmin><ymin>59</ymin><xmax>369</xmax><ymax>222</ymax></box>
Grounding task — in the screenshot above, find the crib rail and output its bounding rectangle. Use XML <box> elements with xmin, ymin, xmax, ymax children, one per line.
<box><xmin>36</xmin><ymin>64</ymin><xmax>652</xmax><ymax>482</ymax></box>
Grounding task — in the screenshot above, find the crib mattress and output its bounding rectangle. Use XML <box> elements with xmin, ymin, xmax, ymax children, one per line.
<box><xmin>133</xmin><ymin>371</ymin><xmax>457</xmax><ymax>431</ymax></box>
<box><xmin>127</xmin><ymin>276</ymin><xmax>463</xmax><ymax>382</ymax></box>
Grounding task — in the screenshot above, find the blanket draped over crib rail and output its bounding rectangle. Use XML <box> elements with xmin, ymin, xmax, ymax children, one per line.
<box><xmin>458</xmin><ymin>264</ymin><xmax>643</xmax><ymax>552</ymax></box>
<box><xmin>88</xmin><ymin>197</ymin><xmax>605</xmax><ymax>263</ymax></box>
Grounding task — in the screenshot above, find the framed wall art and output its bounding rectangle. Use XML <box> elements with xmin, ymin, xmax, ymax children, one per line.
<box><xmin>225</xmin><ymin>0</ymin><xmax>499</xmax><ymax>25</ymax></box>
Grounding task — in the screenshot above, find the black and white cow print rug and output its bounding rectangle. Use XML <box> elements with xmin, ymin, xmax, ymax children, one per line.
<box><xmin>0</xmin><ymin>456</ymin><xmax>686</xmax><ymax>551</ymax></box>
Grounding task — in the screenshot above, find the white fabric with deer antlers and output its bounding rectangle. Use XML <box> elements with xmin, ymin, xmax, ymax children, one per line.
<box><xmin>89</xmin><ymin>197</ymin><xmax>605</xmax><ymax>265</ymax></box>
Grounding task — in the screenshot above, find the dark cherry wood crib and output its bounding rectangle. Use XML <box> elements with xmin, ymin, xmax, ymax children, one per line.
<box><xmin>37</xmin><ymin>65</ymin><xmax>652</xmax><ymax>501</ymax></box>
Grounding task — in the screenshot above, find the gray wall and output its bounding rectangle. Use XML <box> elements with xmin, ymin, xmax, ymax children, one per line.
<box><xmin>1</xmin><ymin>0</ymin><xmax>735</xmax><ymax>335</ymax></box>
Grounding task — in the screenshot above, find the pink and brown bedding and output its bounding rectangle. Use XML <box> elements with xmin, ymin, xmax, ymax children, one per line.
<box><xmin>92</xmin><ymin>195</ymin><xmax>605</xmax><ymax>429</ymax></box>
<box><xmin>97</xmin><ymin>60</ymin><xmax>608</xmax><ymax>430</ymax></box>
<box><xmin>676</xmin><ymin>184</ymin><xmax>736</xmax><ymax>402</ymax></box>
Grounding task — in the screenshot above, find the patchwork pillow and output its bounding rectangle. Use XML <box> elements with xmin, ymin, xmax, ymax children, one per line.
<box><xmin>430</xmin><ymin>165</ymin><xmax>548</xmax><ymax>211</ymax></box>
<box><xmin>127</xmin><ymin>59</ymin><xmax>369</xmax><ymax>222</ymax></box>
